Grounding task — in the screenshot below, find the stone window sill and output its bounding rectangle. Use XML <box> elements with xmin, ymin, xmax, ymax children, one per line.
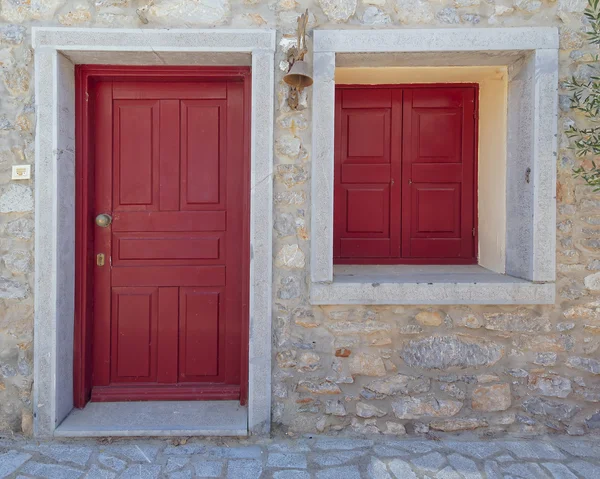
<box><xmin>310</xmin><ymin>265</ymin><xmax>554</xmax><ymax>305</ymax></box>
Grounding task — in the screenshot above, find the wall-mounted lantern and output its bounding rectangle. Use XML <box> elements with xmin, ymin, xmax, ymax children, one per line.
<box><xmin>283</xmin><ymin>9</ymin><xmax>313</xmax><ymax>110</ymax></box>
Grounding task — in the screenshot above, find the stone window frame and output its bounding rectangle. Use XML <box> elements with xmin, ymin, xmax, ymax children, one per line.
<box><xmin>310</xmin><ymin>27</ymin><xmax>559</xmax><ymax>306</ymax></box>
<box><xmin>32</xmin><ymin>27</ymin><xmax>275</xmax><ymax>437</ymax></box>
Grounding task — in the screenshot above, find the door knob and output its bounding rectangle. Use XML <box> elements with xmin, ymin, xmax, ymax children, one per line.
<box><xmin>95</xmin><ymin>213</ymin><xmax>112</xmax><ymax>228</ymax></box>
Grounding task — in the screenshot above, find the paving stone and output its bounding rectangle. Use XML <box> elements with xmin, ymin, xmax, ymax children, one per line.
<box><xmin>312</xmin><ymin>451</ymin><xmax>366</xmax><ymax>466</ymax></box>
<box><xmin>165</xmin><ymin>457</ymin><xmax>189</xmax><ymax>473</ymax></box>
<box><xmin>554</xmin><ymin>439</ymin><xmax>600</xmax><ymax>458</ymax></box>
<box><xmin>2</xmin><ymin>437</ymin><xmax>600</xmax><ymax>479</ymax></box>
<box><xmin>483</xmin><ymin>461</ymin><xmax>502</xmax><ymax>479</ymax></box>
<box><xmin>273</xmin><ymin>471</ymin><xmax>311</xmax><ymax>479</ymax></box>
<box><xmin>436</xmin><ymin>466</ymin><xmax>462</xmax><ymax>479</ymax></box>
<box><xmin>501</xmin><ymin>441</ymin><xmax>567</xmax><ymax>460</ymax></box>
<box><xmin>84</xmin><ymin>465</ymin><xmax>116</xmax><ymax>479</ymax></box>
<box><xmin>163</xmin><ymin>444</ymin><xmax>206</xmax><ymax>455</ymax></box>
<box><xmin>206</xmin><ymin>446</ymin><xmax>262</xmax><ymax>459</ymax></box>
<box><xmin>567</xmin><ymin>460</ymin><xmax>598</xmax><ymax>479</ymax></box>
<box><xmin>0</xmin><ymin>451</ymin><xmax>31</xmax><ymax>478</ymax></box>
<box><xmin>368</xmin><ymin>457</ymin><xmax>392</xmax><ymax>479</ymax></box>
<box><xmin>494</xmin><ymin>455</ymin><xmax>515</xmax><ymax>462</ymax></box>
<box><xmin>120</xmin><ymin>465</ymin><xmax>161</xmax><ymax>478</ymax></box>
<box><xmin>395</xmin><ymin>441</ymin><xmax>438</xmax><ymax>453</ymax></box>
<box><xmin>445</xmin><ymin>441</ymin><xmax>502</xmax><ymax>459</ymax></box>
<box><xmin>316</xmin><ymin>465</ymin><xmax>362</xmax><ymax>479</ymax></box>
<box><xmin>20</xmin><ymin>461</ymin><xmax>84</xmax><ymax>479</ymax></box>
<box><xmin>102</xmin><ymin>445</ymin><xmax>161</xmax><ymax>462</ymax></box>
<box><xmin>501</xmin><ymin>463</ymin><xmax>551</xmax><ymax>479</ymax></box>
<box><xmin>542</xmin><ymin>462</ymin><xmax>578</xmax><ymax>479</ymax></box>
<box><xmin>372</xmin><ymin>445</ymin><xmax>410</xmax><ymax>457</ymax></box>
<box><xmin>447</xmin><ymin>453</ymin><xmax>481</xmax><ymax>478</ymax></box>
<box><xmin>168</xmin><ymin>470</ymin><xmax>193</xmax><ymax>479</ymax></box>
<box><xmin>314</xmin><ymin>438</ymin><xmax>374</xmax><ymax>450</ymax></box>
<box><xmin>97</xmin><ymin>454</ymin><xmax>127</xmax><ymax>472</ymax></box>
<box><xmin>388</xmin><ymin>459</ymin><xmax>417</xmax><ymax>479</ymax></box>
<box><xmin>267</xmin><ymin>453</ymin><xmax>307</xmax><ymax>469</ymax></box>
<box><xmin>26</xmin><ymin>444</ymin><xmax>93</xmax><ymax>466</ymax></box>
<box><xmin>227</xmin><ymin>459</ymin><xmax>262</xmax><ymax>479</ymax></box>
<box><xmin>411</xmin><ymin>452</ymin><xmax>446</xmax><ymax>473</ymax></box>
<box><xmin>268</xmin><ymin>441</ymin><xmax>312</xmax><ymax>453</ymax></box>
<box><xmin>191</xmin><ymin>459</ymin><xmax>223</xmax><ymax>477</ymax></box>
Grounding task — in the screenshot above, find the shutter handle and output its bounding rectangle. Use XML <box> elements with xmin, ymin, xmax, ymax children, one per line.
<box><xmin>408</xmin><ymin>179</ymin><xmax>413</xmax><ymax>185</ymax></box>
<box><xmin>391</xmin><ymin>178</ymin><xmax>395</xmax><ymax>186</ymax></box>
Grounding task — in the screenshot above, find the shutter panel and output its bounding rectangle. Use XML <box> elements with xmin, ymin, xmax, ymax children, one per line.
<box><xmin>401</xmin><ymin>87</ymin><xmax>476</xmax><ymax>261</ymax></box>
<box><xmin>334</xmin><ymin>88</ymin><xmax>401</xmax><ymax>261</ymax></box>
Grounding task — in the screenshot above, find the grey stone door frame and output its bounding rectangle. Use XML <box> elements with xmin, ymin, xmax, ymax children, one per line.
<box><xmin>32</xmin><ymin>28</ymin><xmax>275</xmax><ymax>437</ymax></box>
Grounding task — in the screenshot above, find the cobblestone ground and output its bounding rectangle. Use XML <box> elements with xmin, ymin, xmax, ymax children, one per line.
<box><xmin>0</xmin><ymin>435</ymin><xmax>599</xmax><ymax>478</ymax></box>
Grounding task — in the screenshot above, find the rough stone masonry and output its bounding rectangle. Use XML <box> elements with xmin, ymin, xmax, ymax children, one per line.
<box><xmin>1</xmin><ymin>0</ymin><xmax>600</xmax><ymax>437</ymax></box>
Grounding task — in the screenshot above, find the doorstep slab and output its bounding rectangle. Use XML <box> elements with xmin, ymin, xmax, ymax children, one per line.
<box><xmin>55</xmin><ymin>401</ymin><xmax>247</xmax><ymax>437</ymax></box>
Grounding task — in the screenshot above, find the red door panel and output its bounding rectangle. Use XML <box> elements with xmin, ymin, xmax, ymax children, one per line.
<box><xmin>157</xmin><ymin>287</ymin><xmax>178</xmax><ymax>384</ymax></box>
<box><xmin>90</xmin><ymin>79</ymin><xmax>246</xmax><ymax>402</ymax></box>
<box><xmin>179</xmin><ymin>289</ymin><xmax>222</xmax><ymax>381</ymax></box>
<box><xmin>113</xmin><ymin>211</ymin><xmax>226</xmax><ymax>232</ymax></box>
<box><xmin>112</xmin><ymin>81</ymin><xmax>228</xmax><ymax>100</ymax></box>
<box><xmin>113</xmin><ymin>233</ymin><xmax>222</xmax><ymax>264</ymax></box>
<box><xmin>181</xmin><ymin>101</ymin><xmax>225</xmax><ymax>208</ymax></box>
<box><xmin>412</xmin><ymin>185</ymin><xmax>461</xmax><ymax>235</ymax></box>
<box><xmin>113</xmin><ymin>100</ymin><xmax>160</xmax><ymax>210</ymax></box>
<box><xmin>334</xmin><ymin>88</ymin><xmax>402</xmax><ymax>260</ymax></box>
<box><xmin>346</xmin><ymin>186</ymin><xmax>389</xmax><ymax>233</ymax></box>
<box><xmin>402</xmin><ymin>88</ymin><xmax>476</xmax><ymax>260</ymax></box>
<box><xmin>334</xmin><ymin>84</ymin><xmax>477</xmax><ymax>264</ymax></box>
<box><xmin>110</xmin><ymin>287</ymin><xmax>158</xmax><ymax>382</ymax></box>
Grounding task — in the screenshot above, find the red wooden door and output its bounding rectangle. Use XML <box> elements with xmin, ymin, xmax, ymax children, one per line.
<box><xmin>90</xmin><ymin>79</ymin><xmax>246</xmax><ymax>402</ymax></box>
<box><xmin>402</xmin><ymin>87</ymin><xmax>476</xmax><ymax>260</ymax></box>
<box><xmin>334</xmin><ymin>85</ymin><xmax>477</xmax><ymax>264</ymax></box>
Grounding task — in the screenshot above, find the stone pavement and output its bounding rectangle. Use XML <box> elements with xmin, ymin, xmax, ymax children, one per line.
<box><xmin>0</xmin><ymin>434</ymin><xmax>599</xmax><ymax>478</ymax></box>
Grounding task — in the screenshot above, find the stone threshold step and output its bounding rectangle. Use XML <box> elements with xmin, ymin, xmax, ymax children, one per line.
<box><xmin>55</xmin><ymin>400</ymin><xmax>248</xmax><ymax>437</ymax></box>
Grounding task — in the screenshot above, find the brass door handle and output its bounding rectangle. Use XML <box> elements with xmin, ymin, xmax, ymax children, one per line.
<box><xmin>95</xmin><ymin>213</ymin><xmax>112</xmax><ymax>227</ymax></box>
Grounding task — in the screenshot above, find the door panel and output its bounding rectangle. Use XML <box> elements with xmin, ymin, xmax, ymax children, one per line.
<box><xmin>181</xmin><ymin>101</ymin><xmax>225</xmax><ymax>208</ymax></box>
<box><xmin>402</xmin><ymin>88</ymin><xmax>476</xmax><ymax>260</ymax></box>
<box><xmin>346</xmin><ymin>186</ymin><xmax>389</xmax><ymax>233</ymax></box>
<box><xmin>113</xmin><ymin>100</ymin><xmax>160</xmax><ymax>209</ymax></box>
<box><xmin>412</xmin><ymin>185</ymin><xmax>461</xmax><ymax>235</ymax></box>
<box><xmin>91</xmin><ymin>79</ymin><xmax>246</xmax><ymax>402</ymax></box>
<box><xmin>157</xmin><ymin>287</ymin><xmax>178</xmax><ymax>384</ymax></box>
<box><xmin>114</xmin><ymin>233</ymin><xmax>222</xmax><ymax>264</ymax></box>
<box><xmin>159</xmin><ymin>100</ymin><xmax>180</xmax><ymax>212</ymax></box>
<box><xmin>334</xmin><ymin>88</ymin><xmax>402</xmax><ymax>260</ymax></box>
<box><xmin>179</xmin><ymin>289</ymin><xmax>222</xmax><ymax>381</ymax></box>
<box><xmin>110</xmin><ymin>287</ymin><xmax>158</xmax><ymax>382</ymax></box>
<box><xmin>113</xmin><ymin>211</ymin><xmax>226</xmax><ymax>232</ymax></box>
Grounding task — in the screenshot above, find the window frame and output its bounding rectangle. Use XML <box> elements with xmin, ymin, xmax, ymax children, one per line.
<box><xmin>309</xmin><ymin>28</ymin><xmax>558</xmax><ymax>305</ymax></box>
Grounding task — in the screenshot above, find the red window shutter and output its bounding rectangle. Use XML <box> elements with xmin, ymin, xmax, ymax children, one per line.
<box><xmin>401</xmin><ymin>87</ymin><xmax>476</xmax><ymax>261</ymax></box>
<box><xmin>333</xmin><ymin>85</ymin><xmax>477</xmax><ymax>264</ymax></box>
<box><xmin>334</xmin><ymin>88</ymin><xmax>402</xmax><ymax>261</ymax></box>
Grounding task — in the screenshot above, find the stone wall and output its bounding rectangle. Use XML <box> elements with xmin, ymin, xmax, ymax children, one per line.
<box><xmin>0</xmin><ymin>0</ymin><xmax>599</xmax><ymax>436</ymax></box>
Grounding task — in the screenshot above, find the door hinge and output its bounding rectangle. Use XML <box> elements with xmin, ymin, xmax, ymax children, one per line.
<box><xmin>472</xmin><ymin>228</ymin><xmax>476</xmax><ymax>237</ymax></box>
